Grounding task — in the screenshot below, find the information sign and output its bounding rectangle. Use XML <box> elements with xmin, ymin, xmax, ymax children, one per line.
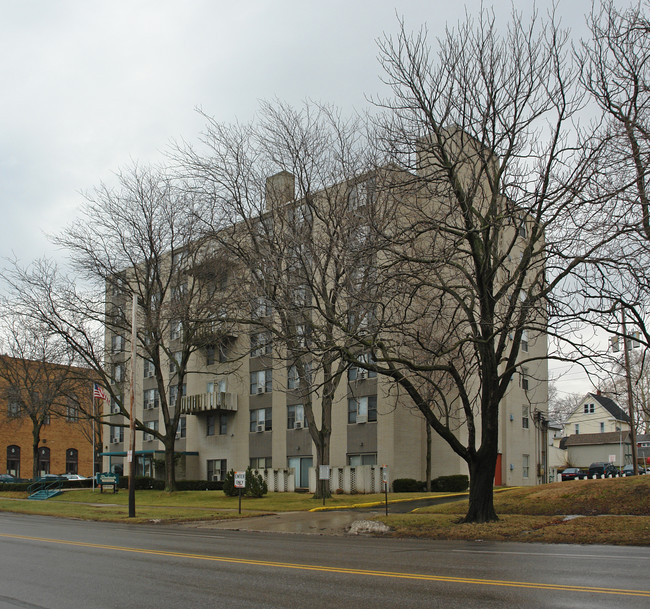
<box><xmin>234</xmin><ymin>471</ymin><xmax>246</xmax><ymax>488</ymax></box>
<box><xmin>319</xmin><ymin>465</ymin><xmax>330</xmax><ymax>481</ymax></box>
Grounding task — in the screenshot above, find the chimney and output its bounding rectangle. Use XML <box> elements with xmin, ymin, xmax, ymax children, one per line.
<box><xmin>596</xmin><ymin>389</ymin><xmax>601</xmax><ymax>396</ymax></box>
<box><xmin>265</xmin><ymin>171</ymin><xmax>295</xmax><ymax>210</ymax></box>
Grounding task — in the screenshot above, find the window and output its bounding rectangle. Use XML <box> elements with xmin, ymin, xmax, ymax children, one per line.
<box><xmin>110</xmin><ymin>394</ymin><xmax>122</xmax><ymax>414</ymax></box>
<box><xmin>207</xmin><ymin>414</ymin><xmax>227</xmax><ymax>436</ymax></box>
<box><xmin>144</xmin><ymin>420</ymin><xmax>158</xmax><ymax>442</ymax></box>
<box><xmin>207</xmin><ymin>414</ymin><xmax>216</xmax><ymax>436</ymax></box>
<box><xmin>170</xmin><ymin>320</ymin><xmax>182</xmax><ymax>341</ymax></box>
<box><xmin>176</xmin><ymin>417</ymin><xmax>187</xmax><ymax>439</ymax></box>
<box><xmin>348</xmin><ymin>353</ymin><xmax>377</xmax><ymax>380</ymax></box>
<box><xmin>109</xmin><ymin>426</ymin><xmax>124</xmax><ymax>443</ymax></box>
<box><xmin>144</xmin><ymin>388</ymin><xmax>159</xmax><ymax>410</ymax></box>
<box><xmin>520</xmin><ymin>367</ymin><xmax>529</xmax><ymax>391</ymax></box>
<box><xmin>294</xmin><ymin>324</ymin><xmax>310</xmax><ymax>348</ymax></box>
<box><xmin>522</xmin><ymin>454</ymin><xmax>529</xmax><ymax>478</ymax></box>
<box><xmin>66</xmin><ymin>399</ymin><xmax>79</xmax><ymax>422</ymax></box>
<box><xmin>7</xmin><ymin>445</ymin><xmax>20</xmax><ymax>478</ymax></box>
<box><xmin>575</xmin><ymin>424</ymin><xmax>580</xmax><ymax>435</ymax></box>
<box><xmin>517</xmin><ymin>214</ymin><xmax>527</xmax><ymax>239</ymax></box>
<box><xmin>169</xmin><ymin>384</ymin><xmax>186</xmax><ymax>407</ymax></box>
<box><xmin>143</xmin><ymin>359</ymin><xmax>154</xmax><ymax>379</ymax></box>
<box><xmin>348</xmin><ymin>453</ymin><xmax>377</xmax><ymax>466</ymax></box>
<box><xmin>38</xmin><ymin>447</ymin><xmax>50</xmax><ymax>476</ymax></box>
<box><xmin>112</xmin><ymin>334</ymin><xmax>125</xmax><ymax>353</ymax></box>
<box><xmin>583</xmin><ymin>403</ymin><xmax>595</xmax><ymax>414</ymax></box>
<box><xmin>287</xmin><ymin>363</ymin><xmax>311</xmax><ymax>390</ymax></box>
<box><xmin>287</xmin><ymin>404</ymin><xmax>305</xmax><ymax>429</ymax></box>
<box><xmin>250</xmin><ymin>369</ymin><xmax>272</xmax><ymax>394</ymax></box>
<box><xmin>206</xmin><ymin>345</ymin><xmax>216</xmax><ymax>366</ymax></box>
<box><xmin>252</xmin><ymin>297</ymin><xmax>272</xmax><ymax>318</ymax></box>
<box><xmin>250</xmin><ymin>332</ymin><xmax>272</xmax><ymax>358</ymax></box>
<box><xmin>521</xmin><ymin>405</ymin><xmax>529</xmax><ymax>429</ymax></box>
<box><xmin>250</xmin><ymin>407</ymin><xmax>272</xmax><ymax>432</ymax></box>
<box><xmin>7</xmin><ymin>397</ymin><xmax>21</xmax><ymax>417</ymax></box>
<box><xmin>65</xmin><ymin>448</ymin><xmax>78</xmax><ymax>475</ymax></box>
<box><xmin>600</xmin><ymin>422</ymin><xmax>605</xmax><ymax>433</ymax></box>
<box><xmin>207</xmin><ymin>459</ymin><xmax>227</xmax><ymax>482</ymax></box>
<box><xmin>250</xmin><ymin>457</ymin><xmax>272</xmax><ymax>469</ymax></box>
<box><xmin>169</xmin><ymin>351</ymin><xmax>182</xmax><ymax>373</ymax></box>
<box><xmin>521</xmin><ymin>330</ymin><xmax>529</xmax><ymax>353</ymax></box>
<box><xmin>289</xmin><ymin>203</ymin><xmax>312</xmax><ymax>226</ymax></box>
<box><xmin>114</xmin><ymin>362</ymin><xmax>125</xmax><ymax>383</ymax></box>
<box><xmin>348</xmin><ymin>178</ymin><xmax>375</xmax><ymax>210</ymax></box>
<box><xmin>348</xmin><ymin>396</ymin><xmax>377</xmax><ymax>424</ymax></box>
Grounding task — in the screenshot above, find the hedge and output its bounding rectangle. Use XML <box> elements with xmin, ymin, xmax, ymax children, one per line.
<box><xmin>392</xmin><ymin>474</ymin><xmax>469</xmax><ymax>493</ymax></box>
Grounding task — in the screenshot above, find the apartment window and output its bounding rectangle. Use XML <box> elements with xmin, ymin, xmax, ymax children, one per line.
<box><xmin>207</xmin><ymin>414</ymin><xmax>216</xmax><ymax>436</ymax></box>
<box><xmin>110</xmin><ymin>394</ymin><xmax>122</xmax><ymax>414</ymax></box>
<box><xmin>65</xmin><ymin>448</ymin><xmax>78</xmax><ymax>475</ymax></box>
<box><xmin>348</xmin><ymin>178</ymin><xmax>375</xmax><ymax>210</ymax></box>
<box><xmin>38</xmin><ymin>447</ymin><xmax>50</xmax><ymax>476</ymax></box>
<box><xmin>144</xmin><ymin>388</ymin><xmax>159</xmax><ymax>410</ymax></box>
<box><xmin>522</xmin><ymin>454</ymin><xmax>530</xmax><ymax>478</ymax></box>
<box><xmin>170</xmin><ymin>320</ymin><xmax>182</xmax><ymax>341</ymax></box>
<box><xmin>600</xmin><ymin>422</ymin><xmax>605</xmax><ymax>433</ymax></box>
<box><xmin>176</xmin><ymin>417</ymin><xmax>187</xmax><ymax>439</ymax></box>
<box><xmin>250</xmin><ymin>369</ymin><xmax>272</xmax><ymax>394</ymax></box>
<box><xmin>169</xmin><ymin>384</ymin><xmax>186</xmax><ymax>407</ymax></box>
<box><xmin>112</xmin><ymin>334</ymin><xmax>125</xmax><ymax>353</ymax></box>
<box><xmin>114</xmin><ymin>362</ymin><xmax>125</xmax><ymax>383</ymax></box>
<box><xmin>517</xmin><ymin>214</ymin><xmax>527</xmax><ymax>239</ymax></box>
<box><xmin>207</xmin><ymin>459</ymin><xmax>227</xmax><ymax>482</ymax></box>
<box><xmin>250</xmin><ymin>457</ymin><xmax>272</xmax><ymax>469</ymax></box>
<box><xmin>66</xmin><ymin>399</ymin><xmax>79</xmax><ymax>422</ymax></box>
<box><xmin>520</xmin><ymin>367</ymin><xmax>529</xmax><ymax>391</ymax></box>
<box><xmin>7</xmin><ymin>398</ymin><xmax>21</xmax><ymax>417</ymax></box>
<box><xmin>348</xmin><ymin>453</ymin><xmax>377</xmax><ymax>466</ymax></box>
<box><xmin>348</xmin><ymin>353</ymin><xmax>377</xmax><ymax>380</ymax></box>
<box><xmin>348</xmin><ymin>395</ymin><xmax>377</xmax><ymax>424</ymax></box>
<box><xmin>575</xmin><ymin>424</ymin><xmax>580</xmax><ymax>435</ymax></box>
<box><xmin>291</xmin><ymin>285</ymin><xmax>310</xmax><ymax>307</ymax></box>
<box><xmin>169</xmin><ymin>351</ymin><xmax>182</xmax><ymax>373</ymax></box>
<box><xmin>144</xmin><ymin>420</ymin><xmax>158</xmax><ymax>442</ymax></box>
<box><xmin>250</xmin><ymin>332</ymin><xmax>272</xmax><ymax>358</ymax></box>
<box><xmin>141</xmin><ymin>359</ymin><xmax>153</xmax><ymax>379</ymax></box>
<box><xmin>218</xmin><ymin>340</ymin><xmax>232</xmax><ymax>363</ymax></box>
<box><xmin>287</xmin><ymin>404</ymin><xmax>305</xmax><ymax>429</ymax></box>
<box><xmin>250</xmin><ymin>407</ymin><xmax>272</xmax><ymax>432</ymax></box>
<box><xmin>207</xmin><ymin>414</ymin><xmax>227</xmax><ymax>436</ymax></box>
<box><xmin>583</xmin><ymin>403</ymin><xmax>595</xmax><ymax>414</ymax></box>
<box><xmin>252</xmin><ymin>297</ymin><xmax>272</xmax><ymax>318</ymax></box>
<box><xmin>294</xmin><ymin>324</ymin><xmax>310</xmax><ymax>348</ymax></box>
<box><xmin>521</xmin><ymin>330</ymin><xmax>529</xmax><ymax>353</ymax></box>
<box><xmin>206</xmin><ymin>345</ymin><xmax>216</xmax><ymax>366</ymax></box>
<box><xmin>521</xmin><ymin>405</ymin><xmax>529</xmax><ymax>429</ymax></box>
<box><xmin>287</xmin><ymin>363</ymin><xmax>311</xmax><ymax>390</ymax></box>
<box><xmin>110</xmin><ymin>425</ymin><xmax>124</xmax><ymax>443</ymax></box>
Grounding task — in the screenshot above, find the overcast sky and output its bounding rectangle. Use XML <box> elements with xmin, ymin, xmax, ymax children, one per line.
<box><xmin>0</xmin><ymin>0</ymin><xmax>597</xmax><ymax>394</ymax></box>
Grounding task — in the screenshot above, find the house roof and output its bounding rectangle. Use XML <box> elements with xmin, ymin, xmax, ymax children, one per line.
<box><xmin>560</xmin><ymin>431</ymin><xmax>631</xmax><ymax>448</ymax></box>
<box><xmin>579</xmin><ymin>392</ymin><xmax>631</xmax><ymax>423</ymax></box>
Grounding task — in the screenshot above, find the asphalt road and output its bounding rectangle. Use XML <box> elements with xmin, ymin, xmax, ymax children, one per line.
<box><xmin>0</xmin><ymin>512</ymin><xmax>648</xmax><ymax>609</ymax></box>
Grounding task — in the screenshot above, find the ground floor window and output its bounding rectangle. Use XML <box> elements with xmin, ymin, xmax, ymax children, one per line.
<box><xmin>347</xmin><ymin>453</ymin><xmax>377</xmax><ymax>466</ymax></box>
<box><xmin>522</xmin><ymin>454</ymin><xmax>530</xmax><ymax>479</ymax></box>
<box><xmin>6</xmin><ymin>445</ymin><xmax>20</xmax><ymax>477</ymax></box>
<box><xmin>250</xmin><ymin>457</ymin><xmax>272</xmax><ymax>469</ymax></box>
<box><xmin>38</xmin><ymin>446</ymin><xmax>50</xmax><ymax>476</ymax></box>
<box><xmin>207</xmin><ymin>459</ymin><xmax>227</xmax><ymax>481</ymax></box>
<box><xmin>288</xmin><ymin>456</ymin><xmax>312</xmax><ymax>488</ymax></box>
<box><xmin>66</xmin><ymin>448</ymin><xmax>78</xmax><ymax>474</ymax></box>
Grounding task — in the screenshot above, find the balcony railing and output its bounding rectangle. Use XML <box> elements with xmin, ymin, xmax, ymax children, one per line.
<box><xmin>180</xmin><ymin>391</ymin><xmax>238</xmax><ymax>414</ymax></box>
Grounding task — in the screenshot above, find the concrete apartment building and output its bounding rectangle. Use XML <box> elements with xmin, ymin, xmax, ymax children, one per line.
<box><xmin>101</xmin><ymin>149</ymin><xmax>548</xmax><ymax>490</ymax></box>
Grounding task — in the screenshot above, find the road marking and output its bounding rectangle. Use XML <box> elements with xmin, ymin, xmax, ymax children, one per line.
<box><xmin>452</xmin><ymin>549</ymin><xmax>650</xmax><ymax>561</ymax></box>
<box><xmin>1</xmin><ymin>533</ymin><xmax>648</xmax><ymax>598</ymax></box>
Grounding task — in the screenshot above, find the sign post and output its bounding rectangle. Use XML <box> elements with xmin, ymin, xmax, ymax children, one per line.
<box><xmin>318</xmin><ymin>465</ymin><xmax>330</xmax><ymax>506</ymax></box>
<box><xmin>234</xmin><ymin>471</ymin><xmax>246</xmax><ymax>515</ymax></box>
<box><xmin>382</xmin><ymin>465</ymin><xmax>389</xmax><ymax>516</ymax></box>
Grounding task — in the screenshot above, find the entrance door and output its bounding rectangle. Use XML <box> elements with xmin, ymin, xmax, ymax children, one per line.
<box><xmin>288</xmin><ymin>457</ymin><xmax>313</xmax><ymax>488</ymax></box>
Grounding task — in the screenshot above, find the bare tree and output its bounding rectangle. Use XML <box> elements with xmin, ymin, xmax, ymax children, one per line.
<box><xmin>180</xmin><ymin>101</ymin><xmax>375</xmax><ymax>497</ymax></box>
<box><xmin>0</xmin><ymin>317</ymin><xmax>85</xmax><ymax>478</ymax></box>
<box><xmin>337</xmin><ymin>9</ymin><xmax>610</xmax><ymax>522</ymax></box>
<box><xmin>3</xmin><ymin>165</ymin><xmax>234</xmax><ymax>490</ymax></box>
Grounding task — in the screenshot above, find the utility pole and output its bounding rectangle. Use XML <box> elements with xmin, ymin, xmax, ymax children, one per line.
<box><xmin>621</xmin><ymin>307</ymin><xmax>638</xmax><ymax>469</ymax></box>
<box><xmin>128</xmin><ymin>293</ymin><xmax>137</xmax><ymax>518</ymax></box>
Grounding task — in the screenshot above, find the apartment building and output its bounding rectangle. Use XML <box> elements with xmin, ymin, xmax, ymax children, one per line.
<box><xmin>101</xmin><ymin>152</ymin><xmax>548</xmax><ymax>489</ymax></box>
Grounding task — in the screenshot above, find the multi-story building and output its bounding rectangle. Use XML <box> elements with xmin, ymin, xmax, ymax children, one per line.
<box><xmin>0</xmin><ymin>356</ymin><xmax>99</xmax><ymax>479</ymax></box>
<box><xmin>101</xmin><ymin>158</ymin><xmax>548</xmax><ymax>489</ymax></box>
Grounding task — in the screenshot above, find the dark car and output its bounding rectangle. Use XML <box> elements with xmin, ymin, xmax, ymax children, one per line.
<box><xmin>588</xmin><ymin>462</ymin><xmax>619</xmax><ymax>478</ymax></box>
<box><xmin>621</xmin><ymin>464</ymin><xmax>644</xmax><ymax>476</ymax></box>
<box><xmin>560</xmin><ymin>467</ymin><xmax>585</xmax><ymax>481</ymax></box>
<box><xmin>0</xmin><ymin>474</ymin><xmax>18</xmax><ymax>483</ymax></box>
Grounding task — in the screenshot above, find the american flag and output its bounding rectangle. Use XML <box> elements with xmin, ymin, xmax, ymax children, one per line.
<box><xmin>93</xmin><ymin>383</ymin><xmax>108</xmax><ymax>401</ymax></box>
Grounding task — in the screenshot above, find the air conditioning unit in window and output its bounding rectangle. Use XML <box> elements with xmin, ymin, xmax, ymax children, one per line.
<box><xmin>212</xmin><ymin>473</ymin><xmax>222</xmax><ymax>482</ymax></box>
<box><xmin>294</xmin><ymin>420</ymin><xmax>303</xmax><ymax>429</ymax></box>
<box><xmin>111</xmin><ymin>406</ymin><xmax>120</xmax><ymax>414</ymax></box>
<box><xmin>357</xmin><ymin>369</ymin><xmax>367</xmax><ymax>380</ymax></box>
<box><xmin>356</xmin><ymin>414</ymin><xmax>368</xmax><ymax>424</ymax></box>
<box><xmin>256</xmin><ymin>424</ymin><xmax>264</xmax><ymax>432</ymax></box>
<box><xmin>111</xmin><ymin>437</ymin><xmax>120</xmax><ymax>444</ymax></box>
<box><xmin>257</xmin><ymin>387</ymin><xmax>264</xmax><ymax>394</ymax></box>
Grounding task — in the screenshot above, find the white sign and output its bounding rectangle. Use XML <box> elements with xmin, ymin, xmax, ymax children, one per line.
<box><xmin>609</xmin><ymin>454</ymin><xmax>616</xmax><ymax>464</ymax></box>
<box><xmin>127</xmin><ymin>450</ymin><xmax>133</xmax><ymax>463</ymax></box>
<box><xmin>319</xmin><ymin>465</ymin><xmax>330</xmax><ymax>480</ymax></box>
<box><xmin>382</xmin><ymin>466</ymin><xmax>389</xmax><ymax>484</ymax></box>
<box><xmin>234</xmin><ymin>471</ymin><xmax>246</xmax><ymax>489</ymax></box>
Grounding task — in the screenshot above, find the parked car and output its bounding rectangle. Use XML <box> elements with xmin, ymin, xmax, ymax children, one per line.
<box><xmin>621</xmin><ymin>464</ymin><xmax>644</xmax><ymax>476</ymax></box>
<box><xmin>588</xmin><ymin>462</ymin><xmax>619</xmax><ymax>477</ymax></box>
<box><xmin>60</xmin><ymin>474</ymin><xmax>87</xmax><ymax>481</ymax></box>
<box><xmin>560</xmin><ymin>467</ymin><xmax>585</xmax><ymax>481</ymax></box>
<box><xmin>0</xmin><ymin>474</ymin><xmax>18</xmax><ymax>483</ymax></box>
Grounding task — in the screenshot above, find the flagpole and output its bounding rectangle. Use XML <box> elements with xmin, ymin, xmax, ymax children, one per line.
<box><xmin>92</xmin><ymin>390</ymin><xmax>96</xmax><ymax>491</ymax></box>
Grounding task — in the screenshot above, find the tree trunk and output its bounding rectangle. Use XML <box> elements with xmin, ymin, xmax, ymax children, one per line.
<box><xmin>312</xmin><ymin>433</ymin><xmax>331</xmax><ymax>499</ymax></box>
<box><xmin>425</xmin><ymin>422</ymin><xmax>432</xmax><ymax>492</ymax></box>
<box><xmin>463</xmin><ymin>454</ymin><xmax>498</xmax><ymax>523</ymax></box>
<box><xmin>164</xmin><ymin>441</ymin><xmax>176</xmax><ymax>492</ymax></box>
<box><xmin>32</xmin><ymin>424</ymin><xmax>41</xmax><ymax>479</ymax></box>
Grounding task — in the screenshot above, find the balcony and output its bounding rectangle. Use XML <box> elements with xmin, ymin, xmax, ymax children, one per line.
<box><xmin>192</xmin><ymin>320</ymin><xmax>238</xmax><ymax>345</ymax></box>
<box><xmin>180</xmin><ymin>391</ymin><xmax>238</xmax><ymax>414</ymax></box>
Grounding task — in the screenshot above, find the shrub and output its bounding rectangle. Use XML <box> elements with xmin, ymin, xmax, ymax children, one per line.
<box><xmin>222</xmin><ymin>468</ymin><xmax>268</xmax><ymax>497</ymax></box>
<box><xmin>175</xmin><ymin>479</ymin><xmax>223</xmax><ymax>491</ymax></box>
<box><xmin>430</xmin><ymin>474</ymin><xmax>469</xmax><ymax>492</ymax></box>
<box><xmin>222</xmin><ymin>469</ymin><xmax>237</xmax><ymax>496</ymax></box>
<box><xmin>118</xmin><ymin>476</ymin><xmax>165</xmax><ymax>490</ymax></box>
<box><xmin>392</xmin><ymin>478</ymin><xmax>424</xmax><ymax>493</ymax></box>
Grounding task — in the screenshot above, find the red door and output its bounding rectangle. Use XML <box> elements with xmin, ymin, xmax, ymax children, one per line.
<box><xmin>494</xmin><ymin>453</ymin><xmax>503</xmax><ymax>486</ymax></box>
